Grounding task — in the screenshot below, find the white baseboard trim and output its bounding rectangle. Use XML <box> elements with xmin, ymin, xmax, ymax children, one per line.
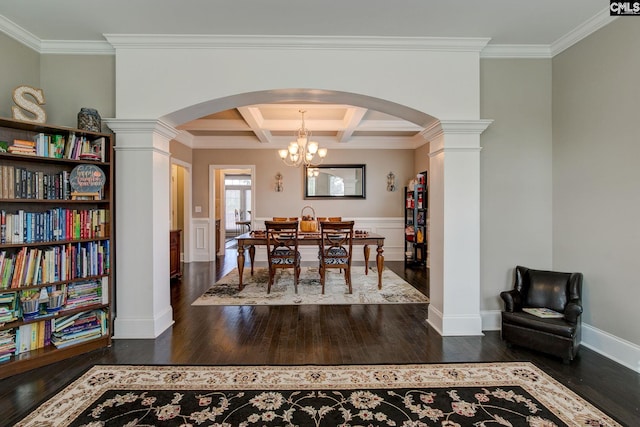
<box><xmin>113</xmin><ymin>306</ymin><xmax>175</xmax><ymax>339</ymax></box>
<box><xmin>581</xmin><ymin>323</ymin><xmax>640</xmax><ymax>373</ymax></box>
<box><xmin>427</xmin><ymin>305</ymin><xmax>484</xmax><ymax>336</ymax></box>
<box><xmin>481</xmin><ymin>309</ymin><xmax>502</xmax><ymax>331</ymax></box>
<box><xmin>480</xmin><ymin>310</ymin><xmax>639</xmax><ymax>373</ymax></box>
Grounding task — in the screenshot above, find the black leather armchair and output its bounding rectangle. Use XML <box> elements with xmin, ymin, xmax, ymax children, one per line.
<box><xmin>500</xmin><ymin>265</ymin><xmax>583</xmax><ymax>363</ymax></box>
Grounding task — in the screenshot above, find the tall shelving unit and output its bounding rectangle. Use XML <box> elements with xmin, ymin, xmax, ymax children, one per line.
<box><xmin>404</xmin><ymin>171</ymin><xmax>427</xmax><ymax>268</ymax></box>
<box><xmin>0</xmin><ymin>117</ymin><xmax>113</xmax><ymax>379</ymax></box>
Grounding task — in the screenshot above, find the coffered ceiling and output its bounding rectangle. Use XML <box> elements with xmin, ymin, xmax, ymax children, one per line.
<box><xmin>176</xmin><ymin>104</ymin><xmax>426</xmax><ymax>149</ymax></box>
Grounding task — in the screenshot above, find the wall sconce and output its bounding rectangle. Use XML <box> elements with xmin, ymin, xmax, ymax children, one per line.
<box><xmin>386</xmin><ymin>172</ymin><xmax>396</xmax><ymax>192</ymax></box>
<box><xmin>275</xmin><ymin>172</ymin><xmax>283</xmax><ymax>192</ymax></box>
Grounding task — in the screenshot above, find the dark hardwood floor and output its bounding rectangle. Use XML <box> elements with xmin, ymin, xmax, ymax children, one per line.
<box><xmin>2</xmin><ymin>250</ymin><xmax>639</xmax><ymax>426</ymax></box>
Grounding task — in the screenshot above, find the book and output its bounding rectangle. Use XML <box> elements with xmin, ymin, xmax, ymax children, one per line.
<box><xmin>523</xmin><ymin>307</ymin><xmax>564</xmax><ymax>318</ymax></box>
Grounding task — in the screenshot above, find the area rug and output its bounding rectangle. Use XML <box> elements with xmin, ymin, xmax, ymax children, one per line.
<box><xmin>16</xmin><ymin>362</ymin><xmax>620</xmax><ymax>426</ymax></box>
<box><xmin>192</xmin><ymin>266</ymin><xmax>429</xmax><ymax>306</ymax></box>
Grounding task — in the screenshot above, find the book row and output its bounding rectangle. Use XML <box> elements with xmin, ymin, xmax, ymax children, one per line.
<box><xmin>0</xmin><ymin>166</ymin><xmax>73</xmax><ymax>200</ymax></box>
<box><xmin>1</xmin><ymin>133</ymin><xmax>106</xmax><ymax>162</ymax></box>
<box><xmin>0</xmin><ymin>279</ymin><xmax>107</xmax><ymax>324</ymax></box>
<box><xmin>0</xmin><ymin>240</ymin><xmax>110</xmax><ymax>289</ymax></box>
<box><xmin>0</xmin><ymin>309</ymin><xmax>108</xmax><ymax>362</ymax></box>
<box><xmin>0</xmin><ymin>208</ymin><xmax>109</xmax><ymax>244</ymax></box>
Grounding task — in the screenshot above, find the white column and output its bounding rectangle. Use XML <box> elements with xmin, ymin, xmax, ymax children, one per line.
<box><xmin>104</xmin><ymin>119</ymin><xmax>177</xmax><ymax>338</ymax></box>
<box><xmin>424</xmin><ymin>120</ymin><xmax>492</xmax><ymax>336</ymax></box>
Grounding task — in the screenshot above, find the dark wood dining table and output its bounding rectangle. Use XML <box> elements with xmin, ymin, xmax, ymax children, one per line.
<box><xmin>235</xmin><ymin>232</ymin><xmax>386</xmax><ymax>291</ymax></box>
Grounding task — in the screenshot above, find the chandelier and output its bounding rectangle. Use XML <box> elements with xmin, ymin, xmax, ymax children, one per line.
<box><xmin>278</xmin><ymin>110</ymin><xmax>328</xmax><ymax>167</ymax></box>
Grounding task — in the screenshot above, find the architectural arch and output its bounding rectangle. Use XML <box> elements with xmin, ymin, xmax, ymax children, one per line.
<box><xmin>105</xmin><ymin>35</ymin><xmax>491</xmax><ymax>339</ymax></box>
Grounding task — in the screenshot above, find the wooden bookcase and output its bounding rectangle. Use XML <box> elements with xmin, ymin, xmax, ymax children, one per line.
<box><xmin>404</xmin><ymin>171</ymin><xmax>428</xmax><ymax>268</ymax></box>
<box><xmin>0</xmin><ymin>117</ymin><xmax>113</xmax><ymax>379</ymax></box>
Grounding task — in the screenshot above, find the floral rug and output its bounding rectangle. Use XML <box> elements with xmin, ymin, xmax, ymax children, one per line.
<box><xmin>16</xmin><ymin>363</ymin><xmax>619</xmax><ymax>427</ymax></box>
<box><xmin>192</xmin><ymin>266</ymin><xmax>429</xmax><ymax>306</ymax></box>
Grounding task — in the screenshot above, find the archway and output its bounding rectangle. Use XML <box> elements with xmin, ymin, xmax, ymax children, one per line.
<box><xmin>104</xmin><ymin>35</ymin><xmax>490</xmax><ymax>339</ymax></box>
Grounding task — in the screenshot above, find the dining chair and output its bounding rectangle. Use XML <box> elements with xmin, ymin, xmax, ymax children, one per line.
<box><xmin>264</xmin><ymin>220</ymin><xmax>301</xmax><ymax>294</ymax></box>
<box><xmin>318</xmin><ymin>220</ymin><xmax>355</xmax><ymax>294</ymax></box>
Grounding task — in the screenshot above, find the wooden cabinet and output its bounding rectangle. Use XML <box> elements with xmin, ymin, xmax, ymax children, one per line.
<box><xmin>404</xmin><ymin>171</ymin><xmax>428</xmax><ymax>268</ymax></box>
<box><xmin>0</xmin><ymin>117</ymin><xmax>113</xmax><ymax>379</ymax></box>
<box><xmin>215</xmin><ymin>219</ymin><xmax>221</xmax><ymax>257</ymax></box>
<box><xmin>170</xmin><ymin>229</ymin><xmax>182</xmax><ymax>279</ymax></box>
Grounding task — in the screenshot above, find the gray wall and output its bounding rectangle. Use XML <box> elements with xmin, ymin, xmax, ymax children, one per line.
<box><xmin>480</xmin><ymin>58</ymin><xmax>553</xmax><ymax>311</ymax></box>
<box><xmin>553</xmin><ymin>18</ymin><xmax>640</xmax><ymax>346</ymax></box>
<box><xmin>0</xmin><ymin>34</ymin><xmax>40</xmax><ymax>118</ymax></box>
<box><xmin>40</xmin><ymin>54</ymin><xmax>115</xmax><ymax>129</ymax></box>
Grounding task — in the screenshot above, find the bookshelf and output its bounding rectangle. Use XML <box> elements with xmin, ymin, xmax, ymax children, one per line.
<box><xmin>0</xmin><ymin>117</ymin><xmax>113</xmax><ymax>379</ymax></box>
<box><xmin>404</xmin><ymin>171</ymin><xmax>427</xmax><ymax>268</ymax></box>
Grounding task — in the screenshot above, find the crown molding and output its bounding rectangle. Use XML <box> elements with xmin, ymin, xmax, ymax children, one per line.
<box><xmin>551</xmin><ymin>8</ymin><xmax>618</xmax><ymax>56</ymax></box>
<box><xmin>103</xmin><ymin>34</ymin><xmax>490</xmax><ymax>52</ymax></box>
<box><xmin>0</xmin><ymin>14</ymin><xmax>40</xmax><ymax>51</ymax></box>
<box><xmin>421</xmin><ymin>120</ymin><xmax>493</xmax><ymax>141</ymax></box>
<box><xmin>481</xmin><ymin>44</ymin><xmax>552</xmax><ymax>59</ymax></box>
<box><xmin>40</xmin><ymin>40</ymin><xmax>114</xmax><ymax>55</ymax></box>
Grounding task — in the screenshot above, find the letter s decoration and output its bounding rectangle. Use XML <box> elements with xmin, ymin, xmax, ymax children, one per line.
<box><xmin>12</xmin><ymin>85</ymin><xmax>47</xmax><ymax>124</ymax></box>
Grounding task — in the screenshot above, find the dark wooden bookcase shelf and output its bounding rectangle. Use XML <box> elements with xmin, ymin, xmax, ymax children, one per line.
<box><xmin>0</xmin><ymin>117</ymin><xmax>114</xmax><ymax>379</ymax></box>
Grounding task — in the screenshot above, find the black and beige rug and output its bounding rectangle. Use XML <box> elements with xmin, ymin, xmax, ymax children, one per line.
<box><xmin>192</xmin><ymin>266</ymin><xmax>429</xmax><ymax>306</ymax></box>
<box><xmin>16</xmin><ymin>363</ymin><xmax>619</xmax><ymax>426</ymax></box>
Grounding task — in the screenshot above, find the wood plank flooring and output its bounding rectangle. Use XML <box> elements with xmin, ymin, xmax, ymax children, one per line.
<box><xmin>1</xmin><ymin>251</ymin><xmax>638</xmax><ymax>426</ymax></box>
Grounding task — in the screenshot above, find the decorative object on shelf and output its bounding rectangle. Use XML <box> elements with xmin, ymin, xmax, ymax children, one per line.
<box><xmin>77</xmin><ymin>107</ymin><xmax>102</xmax><ymax>132</ymax></box>
<box><xmin>387</xmin><ymin>171</ymin><xmax>396</xmax><ymax>192</ymax></box>
<box><xmin>278</xmin><ymin>110</ymin><xmax>328</xmax><ymax>168</ymax></box>
<box><xmin>70</xmin><ymin>164</ymin><xmax>106</xmax><ymax>200</ymax></box>
<box><xmin>12</xmin><ymin>85</ymin><xmax>47</xmax><ymax>124</ymax></box>
<box><xmin>275</xmin><ymin>172</ymin><xmax>283</xmax><ymax>192</ymax></box>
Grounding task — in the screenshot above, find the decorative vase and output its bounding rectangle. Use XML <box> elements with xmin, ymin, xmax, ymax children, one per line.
<box><xmin>77</xmin><ymin>107</ymin><xmax>102</xmax><ymax>132</ymax></box>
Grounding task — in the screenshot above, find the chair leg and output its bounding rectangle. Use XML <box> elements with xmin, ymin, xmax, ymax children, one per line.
<box><xmin>267</xmin><ymin>267</ymin><xmax>275</xmax><ymax>294</ymax></box>
<box><xmin>294</xmin><ymin>265</ymin><xmax>300</xmax><ymax>294</ymax></box>
<box><xmin>319</xmin><ymin>266</ymin><xmax>325</xmax><ymax>294</ymax></box>
<box><xmin>345</xmin><ymin>265</ymin><xmax>352</xmax><ymax>294</ymax></box>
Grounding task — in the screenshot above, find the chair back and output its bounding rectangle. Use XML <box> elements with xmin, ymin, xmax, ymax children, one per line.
<box><xmin>264</xmin><ymin>220</ymin><xmax>299</xmax><ymax>264</ymax></box>
<box><xmin>319</xmin><ymin>221</ymin><xmax>354</xmax><ymax>267</ymax></box>
<box><xmin>516</xmin><ymin>266</ymin><xmax>582</xmax><ymax>313</ymax></box>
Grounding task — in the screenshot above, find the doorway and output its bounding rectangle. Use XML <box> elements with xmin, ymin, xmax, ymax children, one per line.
<box><xmin>224</xmin><ymin>171</ymin><xmax>252</xmax><ymax>240</ymax></box>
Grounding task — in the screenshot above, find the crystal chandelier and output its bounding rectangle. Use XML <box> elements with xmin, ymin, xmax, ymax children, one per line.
<box><xmin>278</xmin><ymin>110</ymin><xmax>328</xmax><ymax>167</ymax></box>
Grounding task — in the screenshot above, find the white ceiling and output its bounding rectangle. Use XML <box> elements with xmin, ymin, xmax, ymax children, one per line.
<box><xmin>0</xmin><ymin>1</ymin><xmax>614</xmax><ymax>148</ymax></box>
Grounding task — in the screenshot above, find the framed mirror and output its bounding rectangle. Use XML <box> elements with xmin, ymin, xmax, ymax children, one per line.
<box><xmin>304</xmin><ymin>164</ymin><xmax>366</xmax><ymax>199</ymax></box>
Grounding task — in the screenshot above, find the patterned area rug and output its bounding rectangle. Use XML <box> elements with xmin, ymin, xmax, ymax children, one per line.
<box><xmin>16</xmin><ymin>363</ymin><xmax>620</xmax><ymax>426</ymax></box>
<box><xmin>192</xmin><ymin>266</ymin><xmax>429</xmax><ymax>306</ymax></box>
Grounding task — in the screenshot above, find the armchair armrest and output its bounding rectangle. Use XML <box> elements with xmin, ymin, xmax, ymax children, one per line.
<box><xmin>500</xmin><ymin>289</ymin><xmax>522</xmax><ymax>312</ymax></box>
<box><xmin>564</xmin><ymin>300</ymin><xmax>583</xmax><ymax>323</ymax></box>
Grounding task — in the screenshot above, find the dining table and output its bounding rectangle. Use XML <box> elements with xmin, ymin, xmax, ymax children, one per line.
<box><xmin>235</xmin><ymin>232</ymin><xmax>386</xmax><ymax>291</ymax></box>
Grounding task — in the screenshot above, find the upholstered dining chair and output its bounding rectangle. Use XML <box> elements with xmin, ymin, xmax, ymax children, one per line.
<box><xmin>264</xmin><ymin>220</ymin><xmax>301</xmax><ymax>294</ymax></box>
<box><xmin>500</xmin><ymin>265</ymin><xmax>583</xmax><ymax>363</ymax></box>
<box><xmin>318</xmin><ymin>220</ymin><xmax>355</xmax><ymax>294</ymax></box>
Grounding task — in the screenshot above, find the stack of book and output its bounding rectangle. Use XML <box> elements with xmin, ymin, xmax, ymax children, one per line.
<box><xmin>51</xmin><ymin>309</ymin><xmax>106</xmax><ymax>349</ymax></box>
<box><xmin>0</xmin><ymin>330</ymin><xmax>16</xmax><ymax>363</ymax></box>
<box><xmin>65</xmin><ymin>280</ymin><xmax>103</xmax><ymax>309</ymax></box>
<box><xmin>8</xmin><ymin>139</ymin><xmax>36</xmax><ymax>156</ymax></box>
<box><xmin>0</xmin><ymin>292</ymin><xmax>17</xmax><ymax>323</ymax></box>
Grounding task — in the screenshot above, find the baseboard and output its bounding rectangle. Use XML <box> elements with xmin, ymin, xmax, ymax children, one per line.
<box><xmin>113</xmin><ymin>306</ymin><xmax>175</xmax><ymax>339</ymax></box>
<box><xmin>581</xmin><ymin>323</ymin><xmax>640</xmax><ymax>373</ymax></box>
<box><xmin>481</xmin><ymin>310</ymin><xmax>640</xmax><ymax>373</ymax></box>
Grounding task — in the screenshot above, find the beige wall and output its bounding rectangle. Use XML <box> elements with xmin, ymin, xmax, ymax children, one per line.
<box><xmin>191</xmin><ymin>148</ymin><xmax>416</xmax><ymax>219</ymax></box>
<box><xmin>0</xmin><ymin>33</ymin><xmax>40</xmax><ymax>119</ymax></box>
<box><xmin>553</xmin><ymin>18</ymin><xmax>640</xmax><ymax>345</ymax></box>
<box><xmin>480</xmin><ymin>58</ymin><xmax>553</xmax><ymax>312</ymax></box>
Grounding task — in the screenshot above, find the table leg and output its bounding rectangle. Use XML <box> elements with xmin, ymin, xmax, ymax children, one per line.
<box><xmin>376</xmin><ymin>243</ymin><xmax>384</xmax><ymax>289</ymax></box>
<box><xmin>249</xmin><ymin>245</ymin><xmax>256</xmax><ymax>275</ymax></box>
<box><xmin>363</xmin><ymin>245</ymin><xmax>370</xmax><ymax>275</ymax></box>
<box><xmin>237</xmin><ymin>244</ymin><xmax>245</xmax><ymax>290</ymax></box>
